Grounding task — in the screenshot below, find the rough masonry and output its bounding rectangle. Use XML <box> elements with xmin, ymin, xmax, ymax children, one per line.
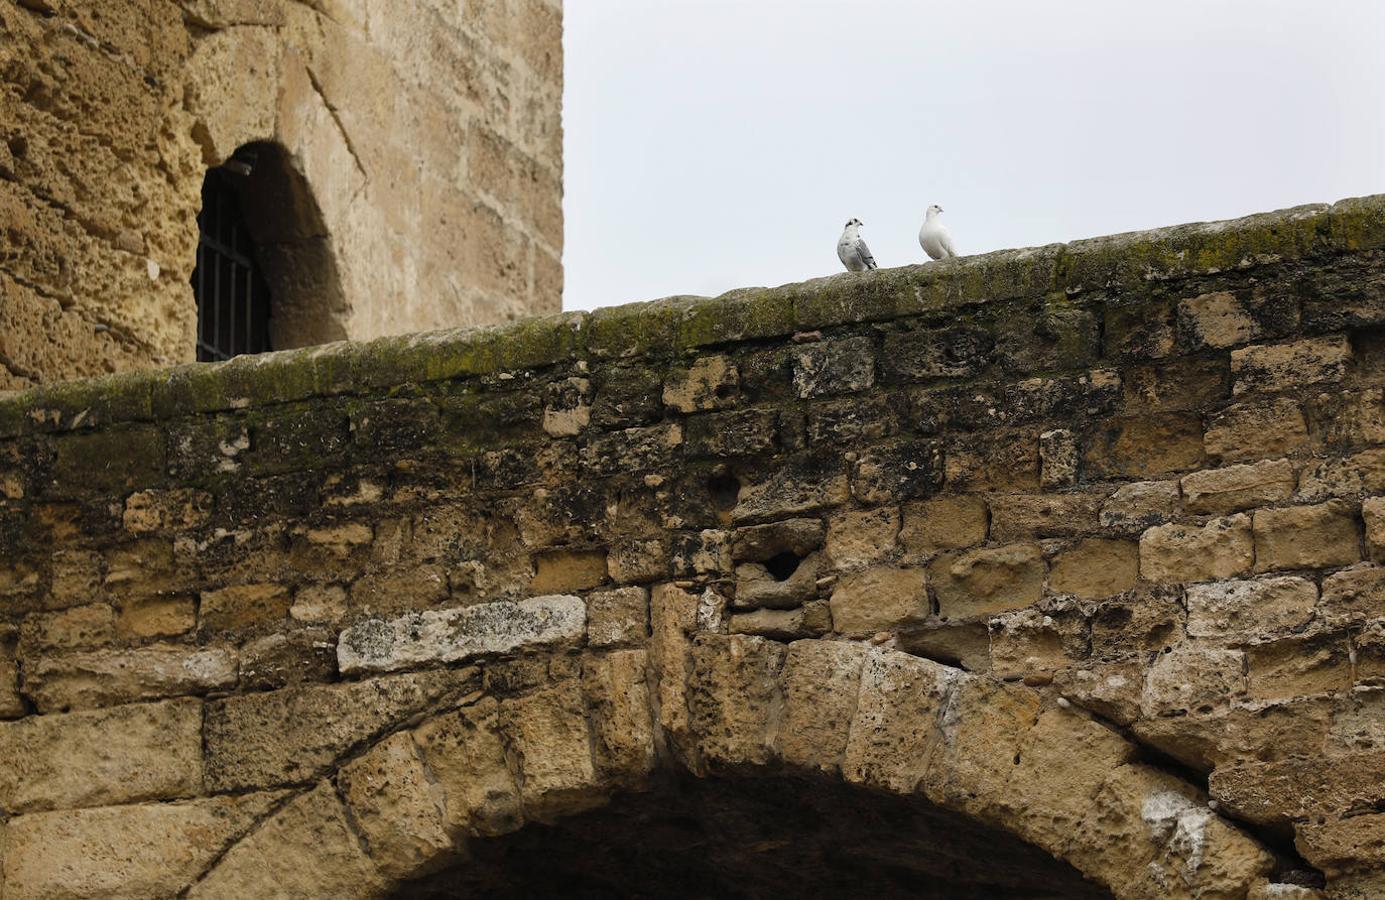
<box><xmin>2</xmin><ymin>197</ymin><xmax>1385</xmax><ymax>897</ymax></box>
<box><xmin>0</xmin><ymin>0</ymin><xmax>563</xmax><ymax>387</ymax></box>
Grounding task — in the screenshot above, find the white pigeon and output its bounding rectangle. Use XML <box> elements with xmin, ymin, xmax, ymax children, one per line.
<box><xmin>918</xmin><ymin>204</ymin><xmax>959</xmax><ymax>261</ymax></box>
<box><xmin>836</xmin><ymin>218</ymin><xmax>878</xmax><ymax>273</ymax></box>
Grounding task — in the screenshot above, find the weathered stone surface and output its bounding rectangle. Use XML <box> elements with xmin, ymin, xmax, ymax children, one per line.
<box><xmin>1133</xmin><ymin>695</ymin><xmax>1334</xmax><ymax>773</ymax></box>
<box><xmin>1204</xmin><ymin>398</ymin><xmax>1309</xmax><ymax>463</ymax></box>
<box><xmin>924</xmin><ymin>675</ymin><xmax>1040</xmax><ymax>816</ymax></box>
<box><xmin>843</xmin><ymin>650</ymin><xmax>953</xmax><ymax>793</ymax></box>
<box><xmin>1142</xmin><ymin>644</ymin><xmax>1247</xmax><ymax>717</ymax></box>
<box><xmin>0</xmin><ymin>793</ymin><xmax>284</xmax><ymax>900</ymax></box>
<box><xmin>413</xmin><ymin>698</ymin><xmax>523</xmax><ymax>837</ymax></box>
<box><xmin>498</xmin><ymin>680</ymin><xmax>600</xmax><ymax>820</ymax></box>
<box><xmin>337</xmin><ymin>595</ymin><xmax>585</xmax><ymax>674</ymax></box>
<box><xmin>727</xmin><ymin>604</ymin><xmax>830</xmax><ymax>640</ymax></box>
<box><xmin>1085</xmin><ymin>413</ymin><xmax>1205</xmax><ymax>478</ymax></box>
<box><xmin>1321</xmin><ymin>564</ymin><xmax>1385</xmax><ymax>624</ymax></box>
<box><xmin>663</xmin><ymin>356</ymin><xmax>738</xmax><ymax>412</ymax></box>
<box><xmin>587</xmin><ymin>587</ymin><xmax>648</xmax><ymax>648</ymax></box>
<box><xmin>532</xmin><ymin>549</ymin><xmax>608</xmax><ymax>593</ymax></box>
<box><xmin>1099</xmin><ymin>479</ymin><xmax>1180</xmax><ymax>532</ymax></box>
<box><xmin>199</xmin><ymin>582</ymin><xmax>291</xmax><ymax>633</ymax></box>
<box><xmin>1038</xmin><ymin>428</ymin><xmax>1079</xmax><ymax>487</ymax></box>
<box><xmin>1298</xmin><ymin>447</ymin><xmax>1385</xmax><ymax>501</ymax></box>
<box><xmin>825</xmin><ymin>505</ymin><xmax>900</xmax><ymax>571</ymax></box>
<box><xmin>1053</xmin><ymin>660</ymin><xmax>1145</xmax><ymax>726</ymax></box>
<box><xmin>989</xmin><ymin>493</ymin><xmax>1103</xmax><ymax>541</ymax></box>
<box><xmin>1178</xmin><ymin>290</ymin><xmax>1258</xmax><ymax>348</ymax></box>
<box><xmin>988</xmin><ymin>606</ymin><xmax>1087</xmax><ymax>679</ymax></box>
<box><xmin>1186</xmin><ymin>576</ymin><xmax>1317</xmax><ymax>638</ymax></box>
<box><xmin>1245</xmin><ymin>630</ymin><xmax>1351</xmax><ymax>701</ymax></box>
<box><xmin>828</xmin><ymin>566</ymin><xmax>928</xmax><ymax>633</ymax></box>
<box><xmin>731</xmin><ymin>460</ymin><xmax>850</xmax><ymax>523</ymax></box>
<box><xmin>23</xmin><ymin>643</ymin><xmax>238</xmax><ymax>712</ymax></box>
<box><xmin>688</xmin><ymin>634</ymin><xmax>786</xmax><ymax>771</ymax></box>
<box><xmin>204</xmin><ymin>668</ymin><xmax>476</xmax><ymax>792</ymax></box>
<box><xmin>898</xmin><ymin>495</ymin><xmax>988</xmax><ymax>557</ymax></box>
<box><xmin>778</xmin><ymin>640</ymin><xmax>868</xmax><ymax>774</ymax></box>
<box><xmin>1181</xmin><ymin>458</ymin><xmax>1296</xmax><ymax>515</ymax></box>
<box><xmin>583</xmin><ymin>650</ymin><xmax>656</xmax><ymax>785</ymax></box>
<box><xmin>1047</xmin><ymin>539</ymin><xmax>1139</xmax><ymax>599</ymax></box>
<box><xmin>1231</xmin><ymin>335</ymin><xmax>1350</xmax><ymax>395</ymax></box>
<box><xmin>338</xmin><ymin>731</ymin><xmax>454</xmax><ymax>880</ymax></box>
<box><xmin>1253</xmin><ymin>500</ymin><xmax>1362</xmax><ymax>572</ymax></box>
<box><xmin>1140</xmin><ymin>514</ymin><xmax>1253</xmax><ymax>583</ymax></box>
<box><xmin>930</xmin><ymin>544</ymin><xmax>1045</xmax><ymax>619</ymax></box>
<box><xmin>1363</xmin><ymin>496</ymin><xmax>1385</xmax><ymax>561</ymax></box>
<box><xmin>0</xmin><ymin>698</ymin><xmax>202</xmax><ymax>814</ymax></box>
<box><xmin>188</xmin><ymin>782</ymin><xmax>388</xmax><ymax>900</ymax></box>
<box><xmin>792</xmin><ymin>336</ymin><xmax>875</xmax><ymax>398</ymax></box>
<box><xmin>1296</xmin><ymin>811</ymin><xmax>1385</xmax><ymax>874</ymax></box>
<box><xmin>1210</xmin><ymin>750</ymin><xmax>1385</xmax><ymax>825</ymax></box>
<box><xmin>19</xmin><ymin>604</ymin><xmax>116</xmax><ymax>655</ymax></box>
<box><xmin>732</xmin><ymin>551</ymin><xmax>821</xmax><ymax>610</ymax></box>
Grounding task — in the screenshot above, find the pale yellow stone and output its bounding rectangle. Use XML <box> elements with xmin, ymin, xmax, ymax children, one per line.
<box><xmin>1181</xmin><ymin>458</ymin><xmax>1296</xmax><ymax>515</ymax></box>
<box><xmin>828</xmin><ymin>566</ymin><xmax>928</xmax><ymax>633</ymax></box>
<box><xmin>1048</xmin><ymin>539</ymin><xmax>1139</xmax><ymax>599</ymax></box>
<box><xmin>338</xmin><ymin>732</ymin><xmax>455</xmax><ymax>880</ymax></box>
<box><xmin>1139</xmin><ymin>514</ymin><xmax>1253</xmax><ymax>583</ymax></box>
<box><xmin>930</xmin><ymin>543</ymin><xmax>1045</xmax><ymax>619</ymax></box>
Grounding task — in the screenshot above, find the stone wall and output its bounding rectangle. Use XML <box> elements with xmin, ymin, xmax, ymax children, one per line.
<box><xmin>2</xmin><ymin>197</ymin><xmax>1385</xmax><ymax>896</ymax></box>
<box><xmin>0</xmin><ymin>0</ymin><xmax>562</xmax><ymax>389</ymax></box>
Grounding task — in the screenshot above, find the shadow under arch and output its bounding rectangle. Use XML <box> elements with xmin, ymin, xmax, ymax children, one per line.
<box><xmin>197</xmin><ymin>141</ymin><xmax>349</xmax><ymax>354</ymax></box>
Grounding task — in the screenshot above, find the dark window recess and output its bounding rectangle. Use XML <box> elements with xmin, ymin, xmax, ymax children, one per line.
<box><xmin>192</xmin><ymin>166</ymin><xmax>272</xmax><ymax>362</ymax></box>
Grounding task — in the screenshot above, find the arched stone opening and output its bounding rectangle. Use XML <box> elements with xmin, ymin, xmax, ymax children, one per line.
<box><xmin>395</xmin><ymin>773</ymin><xmax>1113</xmax><ymax>899</ymax></box>
<box><xmin>192</xmin><ymin>141</ymin><xmax>348</xmax><ymax>359</ymax></box>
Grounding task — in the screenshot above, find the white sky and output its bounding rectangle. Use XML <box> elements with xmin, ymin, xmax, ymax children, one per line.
<box><xmin>561</xmin><ymin>0</ymin><xmax>1385</xmax><ymax>311</ymax></box>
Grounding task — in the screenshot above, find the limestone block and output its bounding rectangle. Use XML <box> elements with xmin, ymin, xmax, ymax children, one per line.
<box><xmin>1364</xmin><ymin>496</ymin><xmax>1385</xmax><ymax>561</ymax></box>
<box><xmin>731</xmin><ymin>460</ymin><xmax>849</xmax><ymax>523</ymax></box>
<box><xmin>988</xmin><ymin>493</ymin><xmax>1103</xmax><ymax>541</ymax></box>
<box><xmin>116</xmin><ymin>595</ymin><xmax>197</xmax><ymax>640</ymax></box>
<box><xmin>188</xmin><ymin>782</ymin><xmax>387</xmax><ymax>900</ymax></box>
<box><xmin>19</xmin><ymin>604</ymin><xmax>115</xmax><ymax>655</ymax></box>
<box><xmin>337</xmin><ymin>732</ymin><xmax>454</xmax><ymax>880</ymax></box>
<box><xmin>0</xmin><ymin>698</ymin><xmax>202</xmax><ymax>814</ymax></box>
<box><xmin>895</xmin><ymin>620</ymin><xmax>992</xmax><ymax>672</ymax></box>
<box><xmin>881</xmin><ymin>326</ymin><xmax>992</xmax><ymax>381</ymax></box>
<box><xmin>727</xmin><ymin>604</ymin><xmax>831</xmax><ymax>641</ymax></box>
<box><xmin>1181</xmin><ymin>458</ymin><xmax>1296</xmax><ymax>515</ymax></box>
<box><xmin>0</xmin><ymin>793</ymin><xmax>284</xmax><ymax>900</ymax></box>
<box><xmin>1299</xmin><ymin>448</ymin><xmax>1385</xmax><ymax>502</ymax></box>
<box><xmin>1245</xmin><ymin>631</ymin><xmax>1351</xmax><ymax>701</ymax></box>
<box><xmin>1132</xmin><ymin>695</ymin><xmax>1334</xmax><ymax>773</ymax></box>
<box><xmin>687</xmin><ymin>634</ymin><xmax>786</xmax><ymax>771</ymax></box>
<box><xmin>336</xmin><ymin>595</ymin><xmax>585</xmax><ymax>675</ymax></box>
<box><xmin>122</xmin><ymin>488</ymin><xmax>212</xmax><ymax>534</ymax></box>
<box><xmin>1004</xmin><ymin>706</ymin><xmax>1137</xmax><ymax>854</ymax></box>
<box><xmin>1253</xmin><ymin>500</ymin><xmax>1361</xmax><ymax>572</ymax></box>
<box><xmin>922</xmin><ymin>675</ymin><xmax>1040</xmax><ymax>818</ymax></box>
<box><xmin>1053</xmin><ymin>660</ymin><xmax>1145</xmax><ymax>726</ymax></box>
<box><xmin>988</xmin><ymin>607</ymin><xmax>1087</xmax><ymax>679</ymax></box>
<box><xmin>1084</xmin><ymin>413</ymin><xmax>1205</xmax><ymax>478</ymax></box>
<box><xmin>1178</xmin><ymin>290</ymin><xmax>1258</xmax><ymax>348</ymax></box>
<box><xmin>583</xmin><ymin>649</ymin><xmax>656</xmax><ymax>785</ymax></box>
<box><xmin>497</xmin><ymin>680</ymin><xmax>600</xmax><ymax>821</ymax></box>
<box><xmin>606</xmin><ymin>538</ymin><xmax>666</xmax><ymax>584</ymax></box>
<box><xmin>842</xmin><ymin>650</ymin><xmax>953</xmax><ymax>794</ymax></box>
<box><xmin>543</xmin><ymin>376</ymin><xmax>591</xmax><ymax>436</ymax></box>
<box><xmin>238</xmin><ymin>629</ymin><xmax>337</xmax><ymax>691</ymax></box>
<box><xmin>685</xmin><ymin>408</ymin><xmax>779</xmax><ymax>458</ymax></box>
<box><xmin>204</xmin><ymin>668</ymin><xmax>477</xmax><ymax>792</ymax></box>
<box><xmin>531</xmin><ymin>549</ymin><xmax>608</xmax><ymax>593</ymax></box>
<box><xmin>198</xmin><ymin>583</ymin><xmax>291</xmax><ymax>633</ymax></box>
<box><xmin>732</xmin><ymin>551</ymin><xmax>821</xmax><ymax>610</ymax></box>
<box><xmin>731</xmin><ymin>518</ymin><xmax>824</xmax><ymax>561</ymax></box>
<box><xmin>778</xmin><ymin>640</ymin><xmax>868</xmax><ymax>774</ymax></box>
<box><xmin>24</xmin><ymin>643</ymin><xmax>239</xmax><ymax>712</ymax></box>
<box><xmin>1185</xmin><ymin>576</ymin><xmax>1318</xmax><ymax>639</ymax></box>
<box><xmin>1047</xmin><ymin>539</ymin><xmax>1139</xmax><ymax>599</ymax></box>
<box><xmin>586</xmin><ymin>587</ymin><xmax>648</xmax><ymax>648</ymax></box>
<box><xmin>849</xmin><ymin>439</ymin><xmax>944</xmax><ymax>504</ymax></box>
<box><xmin>1100</xmin><ymin>479</ymin><xmax>1180</xmax><ymax>533</ymax></box>
<box><xmin>792</xmin><ymin>336</ymin><xmax>875</xmax><ymax>398</ymax></box>
<box><xmin>1231</xmin><ymin>335</ymin><xmax>1350</xmax><ymax>395</ymax></box>
<box><xmin>898</xmin><ymin>495</ymin><xmax>988</xmax><ymax>556</ymax></box>
<box><xmin>1142</xmin><ymin>645</ymin><xmax>1247</xmax><ymax>717</ymax></box>
<box><xmin>413</xmin><ymin>698</ymin><xmax>523</xmax><ymax>837</ymax></box>
<box><xmin>1038</xmin><ymin>428</ymin><xmax>1079</xmax><ymax>487</ymax></box>
<box><xmin>930</xmin><ymin>543</ymin><xmax>1045</xmax><ymax>619</ymax></box>
<box><xmin>828</xmin><ymin>566</ymin><xmax>928</xmax><ymax>633</ymax></box>
<box><xmin>47</xmin><ymin>549</ymin><xmax>104</xmax><ymax>610</ymax></box>
<box><xmin>1139</xmin><ymin>514</ymin><xmax>1253</xmax><ymax>583</ymax></box>
<box><xmin>649</xmin><ymin>584</ymin><xmax>698</xmax><ymax>763</ymax></box>
<box><xmin>1204</xmin><ymin>399</ymin><xmax>1308</xmax><ymax>463</ymax></box>
<box><xmin>183</xmin><ymin>25</ymin><xmax>283</xmax><ymax>164</ymax></box>
<box><xmin>671</xmin><ymin>529</ymin><xmax>731</xmax><ymax>576</ymax></box>
<box><xmin>1210</xmin><ymin>750</ymin><xmax>1385</xmax><ymax>826</ymax></box>
<box><xmin>1296</xmin><ymin>812</ymin><xmax>1385</xmax><ymax>874</ymax></box>
<box><xmin>662</xmin><ymin>355</ymin><xmax>738</xmax><ymax>412</ymax></box>
<box><xmin>1320</xmin><ymin>564</ymin><xmax>1385</xmax><ymax>624</ymax></box>
<box><xmin>825</xmin><ymin>505</ymin><xmax>900</xmax><ymax>571</ymax></box>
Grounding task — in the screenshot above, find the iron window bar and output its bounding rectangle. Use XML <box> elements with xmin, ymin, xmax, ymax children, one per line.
<box><xmin>192</xmin><ymin>162</ymin><xmax>272</xmax><ymax>363</ymax></box>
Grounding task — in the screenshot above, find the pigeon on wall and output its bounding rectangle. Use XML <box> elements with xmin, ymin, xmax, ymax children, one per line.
<box><xmin>918</xmin><ymin>204</ymin><xmax>958</xmax><ymax>261</ymax></box>
<box><xmin>837</xmin><ymin>218</ymin><xmax>878</xmax><ymax>272</ymax></box>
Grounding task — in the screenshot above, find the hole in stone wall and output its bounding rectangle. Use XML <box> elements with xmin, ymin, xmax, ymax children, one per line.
<box><xmin>192</xmin><ymin>141</ymin><xmax>348</xmax><ymax>361</ymax></box>
<box><xmin>707</xmin><ymin>471</ymin><xmax>741</xmax><ymax>511</ymax></box>
<box><xmin>763</xmin><ymin>550</ymin><xmax>803</xmax><ymax>582</ymax></box>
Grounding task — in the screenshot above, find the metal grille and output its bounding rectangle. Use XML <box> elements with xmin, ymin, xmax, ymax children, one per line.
<box><xmin>192</xmin><ymin>168</ymin><xmax>272</xmax><ymax>362</ymax></box>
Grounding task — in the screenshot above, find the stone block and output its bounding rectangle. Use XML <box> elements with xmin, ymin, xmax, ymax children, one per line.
<box><xmin>1181</xmin><ymin>458</ymin><xmax>1296</xmax><ymax>515</ymax></box>
<box><xmin>204</xmin><ymin>668</ymin><xmax>476</xmax><ymax>793</ymax></box>
<box><xmin>497</xmin><ymin>680</ymin><xmax>600</xmax><ymax>820</ymax></box>
<box><xmin>1099</xmin><ymin>480</ymin><xmax>1181</xmax><ymax>532</ymax></box>
<box><xmin>1139</xmin><ymin>514</ymin><xmax>1253</xmax><ymax>583</ymax></box>
<box><xmin>1321</xmin><ymin>564</ymin><xmax>1385</xmax><ymax>624</ymax></box>
<box><xmin>944</xmin><ymin>429</ymin><xmax>1040</xmax><ymax>491</ymax></box>
<box><xmin>19</xmin><ymin>604</ymin><xmax>116</xmax><ymax>654</ymax></box>
<box><xmin>895</xmin><ymin>620</ymin><xmax>992</xmax><ymax>672</ymax></box>
<box><xmin>337</xmin><ymin>595</ymin><xmax>585</xmax><ymax>675</ymax></box>
<box><xmin>1133</xmin><ymin>695</ymin><xmax>1334</xmax><ymax>773</ymax></box>
<box><xmin>849</xmin><ymin>439</ymin><xmax>943</xmax><ymax>503</ymax></box>
<box><xmin>988</xmin><ymin>607</ymin><xmax>1087</xmax><ymax>679</ymax></box>
<box><xmin>531</xmin><ymin>548</ymin><xmax>608</xmax><ymax>593</ymax></box>
<box><xmin>0</xmin><ymin>793</ymin><xmax>283</xmax><ymax>900</ymax></box>
<box><xmin>1203</xmin><ymin>399</ymin><xmax>1308</xmax><ymax>463</ymax></box>
<box><xmin>583</xmin><ymin>649</ymin><xmax>656</xmax><ymax>785</ymax></box>
<box><xmin>688</xmin><ymin>633</ymin><xmax>786</xmax><ymax>771</ymax></box>
<box><xmin>1038</xmin><ymin>428</ymin><xmax>1079</xmax><ymax>487</ymax></box>
<box><xmin>116</xmin><ymin>595</ymin><xmax>197</xmax><ymax>640</ymax></box>
<box><xmin>880</xmin><ymin>326</ymin><xmax>993</xmax><ymax>382</ymax></box>
<box><xmin>923</xmin><ymin>675</ymin><xmax>1040</xmax><ymax>817</ymax></box>
<box><xmin>730</xmin><ymin>456</ymin><xmax>849</xmax><ymax>524</ymax></box>
<box><xmin>1231</xmin><ymin>335</ymin><xmax>1350</xmax><ymax>395</ymax></box>
<box><xmin>1185</xmin><ymin>576</ymin><xmax>1317</xmax><ymax>639</ymax></box>
<box><xmin>1085</xmin><ymin>413</ymin><xmax>1205</xmax><ymax>478</ymax></box>
<box><xmin>1177</xmin><ymin>290</ymin><xmax>1259</xmax><ymax>348</ymax></box>
<box><xmin>188</xmin><ymin>782</ymin><xmax>387</xmax><ymax>899</ymax></box>
<box><xmin>1245</xmin><ymin>631</ymin><xmax>1351</xmax><ymax>701</ymax></box>
<box><xmin>1210</xmin><ymin>750</ymin><xmax>1385</xmax><ymax>825</ymax></box>
<box><xmin>898</xmin><ymin>495</ymin><xmax>988</xmax><ymax>557</ymax></box>
<box><xmin>337</xmin><ymin>731</ymin><xmax>454</xmax><ymax>880</ymax></box>
<box><xmin>930</xmin><ymin>543</ymin><xmax>1045</xmax><ymax>619</ymax></box>
<box><xmin>413</xmin><ymin>698</ymin><xmax>523</xmax><ymax>837</ymax></box>
<box><xmin>778</xmin><ymin>640</ymin><xmax>869</xmax><ymax>774</ymax></box>
<box><xmin>662</xmin><ymin>355</ymin><xmax>737</xmax><ymax>412</ymax></box>
<box><xmin>238</xmin><ymin>630</ymin><xmax>337</xmax><ymax>691</ymax></box>
<box><xmin>685</xmin><ymin>408</ymin><xmax>778</xmax><ymax>458</ymax></box>
<box><xmin>1299</xmin><ymin>448</ymin><xmax>1385</xmax><ymax>501</ymax></box>
<box><xmin>1047</xmin><ymin>539</ymin><xmax>1139</xmax><ymax>599</ymax></box>
<box><xmin>792</xmin><ymin>336</ymin><xmax>875</xmax><ymax>398</ymax></box>
<box><xmin>1296</xmin><ymin>811</ymin><xmax>1385</xmax><ymax>873</ymax></box>
<box><xmin>1253</xmin><ymin>500</ymin><xmax>1361</xmax><ymax>572</ymax></box>
<box><xmin>0</xmin><ymin>698</ymin><xmax>202</xmax><ymax>814</ymax></box>
<box><xmin>199</xmin><ymin>583</ymin><xmax>291</xmax><ymax>634</ymax></box>
<box><xmin>825</xmin><ymin>505</ymin><xmax>900</xmax><ymax>571</ymax></box>
<box><xmin>1141</xmin><ymin>645</ymin><xmax>1246</xmax><ymax>717</ymax></box>
<box><xmin>988</xmin><ymin>492</ymin><xmax>1103</xmax><ymax>541</ymax></box>
<box><xmin>828</xmin><ymin>566</ymin><xmax>928</xmax><ymax>633</ymax></box>
<box><xmin>1364</xmin><ymin>496</ymin><xmax>1385</xmax><ymax>561</ymax></box>
<box><xmin>24</xmin><ymin>643</ymin><xmax>239</xmax><ymax>712</ymax></box>
<box><xmin>727</xmin><ymin>604</ymin><xmax>830</xmax><ymax>640</ymax></box>
<box><xmin>842</xmin><ymin>650</ymin><xmax>953</xmax><ymax>793</ymax></box>
<box><xmin>730</xmin><ymin>518</ymin><xmax>825</xmax><ymax>561</ymax></box>
<box><xmin>587</xmin><ymin>587</ymin><xmax>648</xmax><ymax>648</ymax></box>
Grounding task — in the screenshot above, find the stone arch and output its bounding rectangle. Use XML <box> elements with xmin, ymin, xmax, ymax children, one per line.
<box><xmin>182</xmin><ymin>636</ymin><xmax>1289</xmax><ymax>899</ymax></box>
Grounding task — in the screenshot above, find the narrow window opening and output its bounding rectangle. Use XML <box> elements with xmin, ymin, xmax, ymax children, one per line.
<box><xmin>192</xmin><ymin>150</ymin><xmax>273</xmax><ymax>362</ymax></box>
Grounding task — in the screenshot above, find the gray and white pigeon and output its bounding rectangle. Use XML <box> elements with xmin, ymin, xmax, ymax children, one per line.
<box><xmin>918</xmin><ymin>204</ymin><xmax>958</xmax><ymax>260</ymax></box>
<box><xmin>837</xmin><ymin>218</ymin><xmax>877</xmax><ymax>272</ymax></box>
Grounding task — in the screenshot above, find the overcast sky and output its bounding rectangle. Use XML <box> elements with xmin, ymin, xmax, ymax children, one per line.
<box><xmin>561</xmin><ymin>0</ymin><xmax>1385</xmax><ymax>311</ymax></box>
